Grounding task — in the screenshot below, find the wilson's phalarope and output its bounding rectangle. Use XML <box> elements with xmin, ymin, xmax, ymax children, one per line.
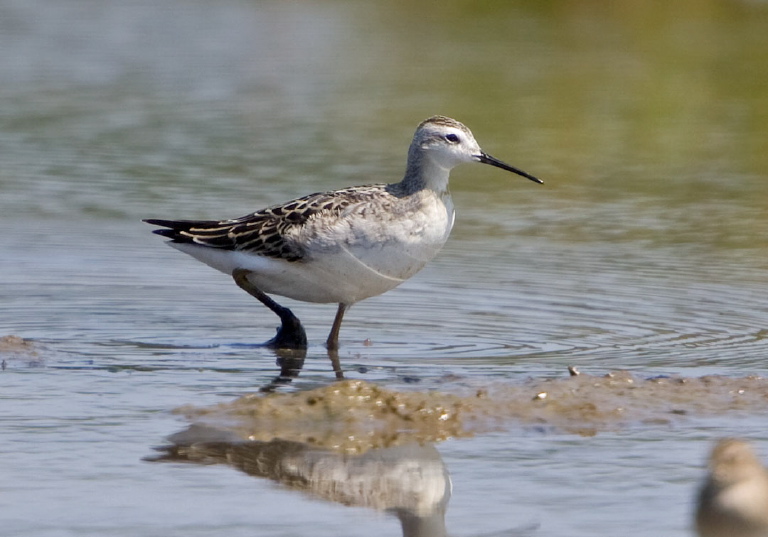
<box><xmin>144</xmin><ymin>116</ymin><xmax>542</xmax><ymax>350</ymax></box>
<box><xmin>696</xmin><ymin>438</ymin><xmax>768</xmax><ymax>537</ymax></box>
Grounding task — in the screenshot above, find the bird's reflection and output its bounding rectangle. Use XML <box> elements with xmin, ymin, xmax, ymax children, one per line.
<box><xmin>148</xmin><ymin>424</ymin><xmax>450</xmax><ymax>537</ymax></box>
<box><xmin>259</xmin><ymin>348</ymin><xmax>306</xmax><ymax>392</ymax></box>
<box><xmin>260</xmin><ymin>347</ymin><xmax>344</xmax><ymax>392</ymax></box>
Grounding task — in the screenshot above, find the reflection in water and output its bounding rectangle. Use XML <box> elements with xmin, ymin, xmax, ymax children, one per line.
<box><xmin>149</xmin><ymin>425</ymin><xmax>451</xmax><ymax>537</ymax></box>
<box><xmin>259</xmin><ymin>348</ymin><xmax>306</xmax><ymax>392</ymax></box>
<box><xmin>259</xmin><ymin>347</ymin><xmax>345</xmax><ymax>392</ymax></box>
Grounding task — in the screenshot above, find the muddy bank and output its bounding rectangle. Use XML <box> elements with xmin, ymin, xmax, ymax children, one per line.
<box><xmin>0</xmin><ymin>335</ymin><xmax>35</xmax><ymax>353</ymax></box>
<box><xmin>0</xmin><ymin>335</ymin><xmax>41</xmax><ymax>367</ymax></box>
<box><xmin>176</xmin><ymin>371</ymin><xmax>768</xmax><ymax>452</ymax></box>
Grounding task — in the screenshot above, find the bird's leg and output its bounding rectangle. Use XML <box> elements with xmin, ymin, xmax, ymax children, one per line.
<box><xmin>232</xmin><ymin>268</ymin><xmax>307</xmax><ymax>349</ymax></box>
<box><xmin>326</xmin><ymin>303</ymin><xmax>348</xmax><ymax>351</ymax></box>
<box><xmin>327</xmin><ymin>349</ymin><xmax>344</xmax><ymax>380</ymax></box>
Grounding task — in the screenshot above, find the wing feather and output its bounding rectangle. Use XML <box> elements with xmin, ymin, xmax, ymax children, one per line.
<box><xmin>144</xmin><ymin>185</ymin><xmax>389</xmax><ymax>262</ymax></box>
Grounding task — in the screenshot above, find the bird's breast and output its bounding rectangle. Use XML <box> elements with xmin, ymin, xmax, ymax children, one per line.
<box><xmin>286</xmin><ymin>191</ymin><xmax>454</xmax><ymax>302</ymax></box>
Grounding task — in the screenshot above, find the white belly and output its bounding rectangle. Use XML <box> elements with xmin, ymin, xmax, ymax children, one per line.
<box><xmin>170</xmin><ymin>191</ymin><xmax>455</xmax><ymax>304</ymax></box>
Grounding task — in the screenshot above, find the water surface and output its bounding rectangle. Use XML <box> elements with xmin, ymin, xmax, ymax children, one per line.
<box><xmin>2</xmin><ymin>1</ymin><xmax>768</xmax><ymax>536</ymax></box>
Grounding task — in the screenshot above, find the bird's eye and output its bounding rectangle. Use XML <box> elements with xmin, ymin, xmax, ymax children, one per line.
<box><xmin>445</xmin><ymin>133</ymin><xmax>460</xmax><ymax>143</ymax></box>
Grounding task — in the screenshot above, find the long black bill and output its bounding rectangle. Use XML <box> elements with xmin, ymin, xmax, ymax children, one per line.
<box><xmin>477</xmin><ymin>152</ymin><xmax>543</xmax><ymax>184</ymax></box>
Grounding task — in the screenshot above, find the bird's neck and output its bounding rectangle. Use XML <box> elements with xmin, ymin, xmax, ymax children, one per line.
<box><xmin>390</xmin><ymin>148</ymin><xmax>451</xmax><ymax>197</ymax></box>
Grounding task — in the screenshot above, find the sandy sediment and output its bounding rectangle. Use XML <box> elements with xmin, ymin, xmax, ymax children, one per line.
<box><xmin>0</xmin><ymin>335</ymin><xmax>41</xmax><ymax>367</ymax></box>
<box><xmin>175</xmin><ymin>371</ymin><xmax>768</xmax><ymax>452</ymax></box>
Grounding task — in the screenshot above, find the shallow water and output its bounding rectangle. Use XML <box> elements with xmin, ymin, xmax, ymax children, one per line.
<box><xmin>2</xmin><ymin>1</ymin><xmax>768</xmax><ymax>536</ymax></box>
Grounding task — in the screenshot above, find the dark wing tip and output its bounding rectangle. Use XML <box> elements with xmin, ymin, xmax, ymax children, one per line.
<box><xmin>143</xmin><ymin>218</ymin><xmax>244</xmax><ymax>249</ymax></box>
<box><xmin>143</xmin><ymin>218</ymin><xmax>181</xmax><ymax>228</ymax></box>
<box><xmin>143</xmin><ymin>218</ymin><xmax>198</xmax><ymax>242</ymax></box>
<box><xmin>151</xmin><ymin>228</ymin><xmax>179</xmax><ymax>239</ymax></box>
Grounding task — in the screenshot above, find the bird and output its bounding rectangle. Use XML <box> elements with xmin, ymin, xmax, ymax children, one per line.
<box><xmin>144</xmin><ymin>115</ymin><xmax>542</xmax><ymax>350</ymax></box>
<box><xmin>695</xmin><ymin>438</ymin><xmax>768</xmax><ymax>537</ymax></box>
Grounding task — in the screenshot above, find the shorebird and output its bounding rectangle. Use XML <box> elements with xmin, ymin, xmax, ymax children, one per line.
<box><xmin>144</xmin><ymin>116</ymin><xmax>542</xmax><ymax>350</ymax></box>
<box><xmin>696</xmin><ymin>438</ymin><xmax>768</xmax><ymax>537</ymax></box>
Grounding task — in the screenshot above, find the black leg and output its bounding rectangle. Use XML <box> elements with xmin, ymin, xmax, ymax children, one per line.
<box><xmin>326</xmin><ymin>303</ymin><xmax>348</xmax><ymax>351</ymax></box>
<box><xmin>232</xmin><ymin>269</ymin><xmax>307</xmax><ymax>349</ymax></box>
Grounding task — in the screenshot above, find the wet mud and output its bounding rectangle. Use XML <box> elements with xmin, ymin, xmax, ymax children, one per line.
<box><xmin>176</xmin><ymin>370</ymin><xmax>768</xmax><ymax>451</ymax></box>
<box><xmin>0</xmin><ymin>335</ymin><xmax>41</xmax><ymax>367</ymax></box>
<box><xmin>0</xmin><ymin>335</ymin><xmax>36</xmax><ymax>353</ymax></box>
<box><xmin>154</xmin><ymin>370</ymin><xmax>768</xmax><ymax>534</ymax></box>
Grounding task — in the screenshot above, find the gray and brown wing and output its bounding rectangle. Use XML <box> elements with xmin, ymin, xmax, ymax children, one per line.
<box><xmin>143</xmin><ymin>212</ymin><xmax>304</xmax><ymax>261</ymax></box>
<box><xmin>143</xmin><ymin>186</ymin><xmax>385</xmax><ymax>262</ymax></box>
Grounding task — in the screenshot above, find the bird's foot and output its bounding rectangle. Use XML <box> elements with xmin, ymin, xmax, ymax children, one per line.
<box><xmin>263</xmin><ymin>311</ymin><xmax>308</xmax><ymax>349</ymax></box>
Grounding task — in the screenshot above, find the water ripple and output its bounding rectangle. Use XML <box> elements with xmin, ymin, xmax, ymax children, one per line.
<box><xmin>2</xmin><ymin>220</ymin><xmax>767</xmax><ymax>376</ymax></box>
